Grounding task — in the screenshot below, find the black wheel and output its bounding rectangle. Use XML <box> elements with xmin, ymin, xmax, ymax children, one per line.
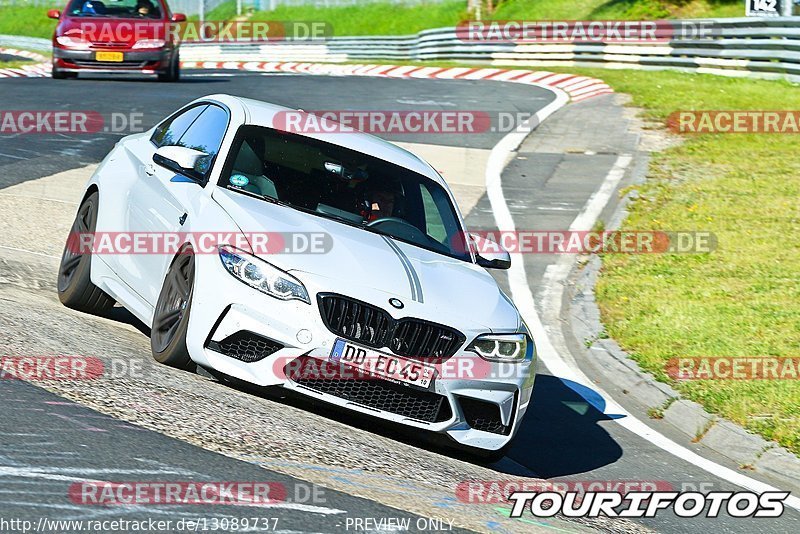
<box><xmin>151</xmin><ymin>249</ymin><xmax>195</xmax><ymax>370</ymax></box>
<box><xmin>51</xmin><ymin>63</ymin><xmax>76</xmax><ymax>79</ymax></box>
<box><xmin>58</xmin><ymin>192</ymin><xmax>115</xmax><ymax>313</ymax></box>
<box><xmin>157</xmin><ymin>52</ymin><xmax>180</xmax><ymax>82</ymax></box>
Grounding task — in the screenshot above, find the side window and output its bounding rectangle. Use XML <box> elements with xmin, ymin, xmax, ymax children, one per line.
<box><xmin>151</xmin><ymin>105</ymin><xmax>206</xmax><ymax>148</ymax></box>
<box><xmin>173</xmin><ymin>105</ymin><xmax>229</xmax><ymax>175</ymax></box>
<box><xmin>419</xmin><ymin>182</ymin><xmax>448</xmax><ymax>244</ymax></box>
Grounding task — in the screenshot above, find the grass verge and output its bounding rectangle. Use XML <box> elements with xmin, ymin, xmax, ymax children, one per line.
<box><xmin>251</xmin><ymin>1</ymin><xmax>466</xmax><ymax>36</ymax></box>
<box><xmin>0</xmin><ymin>6</ymin><xmax>57</xmax><ymax>39</ymax></box>
<box><xmin>0</xmin><ymin>60</ymin><xmax>32</xmax><ymax>69</ymax></box>
<box><xmin>571</xmin><ymin>69</ymin><xmax>800</xmax><ymax>455</ymax></box>
<box><xmin>240</xmin><ymin>0</ymin><xmax>742</xmax><ymax>36</ymax></box>
<box><xmin>493</xmin><ymin>0</ymin><xmax>742</xmax><ymax>20</ymax></box>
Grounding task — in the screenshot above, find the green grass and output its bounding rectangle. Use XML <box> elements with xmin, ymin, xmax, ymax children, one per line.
<box><xmin>571</xmin><ymin>69</ymin><xmax>800</xmax><ymax>455</ymax></box>
<box><xmin>0</xmin><ymin>5</ymin><xmax>58</xmax><ymax>39</ymax></box>
<box><xmin>0</xmin><ymin>60</ymin><xmax>32</xmax><ymax>68</ymax></box>
<box><xmin>493</xmin><ymin>0</ymin><xmax>743</xmax><ymax>20</ymax></box>
<box><xmin>240</xmin><ymin>0</ymin><xmax>743</xmax><ymax>36</ymax></box>
<box><xmin>250</xmin><ymin>1</ymin><xmax>466</xmax><ymax>36</ymax></box>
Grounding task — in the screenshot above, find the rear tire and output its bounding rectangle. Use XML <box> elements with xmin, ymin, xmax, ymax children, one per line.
<box><xmin>52</xmin><ymin>68</ymin><xmax>69</xmax><ymax>80</ymax></box>
<box><xmin>150</xmin><ymin>248</ymin><xmax>195</xmax><ymax>370</ymax></box>
<box><xmin>57</xmin><ymin>191</ymin><xmax>115</xmax><ymax>314</ymax></box>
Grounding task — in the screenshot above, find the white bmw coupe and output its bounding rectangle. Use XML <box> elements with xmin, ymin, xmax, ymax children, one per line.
<box><xmin>58</xmin><ymin>94</ymin><xmax>536</xmax><ymax>453</ymax></box>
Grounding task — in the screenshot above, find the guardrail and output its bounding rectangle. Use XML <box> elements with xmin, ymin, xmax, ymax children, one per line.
<box><xmin>0</xmin><ymin>35</ymin><xmax>51</xmax><ymax>52</ymax></box>
<box><xmin>180</xmin><ymin>17</ymin><xmax>800</xmax><ymax>83</ymax></box>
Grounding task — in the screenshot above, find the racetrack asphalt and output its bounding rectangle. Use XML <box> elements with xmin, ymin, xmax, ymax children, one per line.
<box><xmin>0</xmin><ymin>70</ymin><xmax>797</xmax><ymax>533</ymax></box>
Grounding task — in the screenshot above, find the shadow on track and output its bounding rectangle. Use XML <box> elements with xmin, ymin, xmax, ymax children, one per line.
<box><xmin>204</xmin><ymin>366</ymin><xmax>623</xmax><ymax>479</ymax></box>
<box><xmin>502</xmin><ymin>374</ymin><xmax>624</xmax><ymax>477</ymax></box>
<box><xmin>98</xmin><ymin>304</ymin><xmax>151</xmax><ymax>337</ymax></box>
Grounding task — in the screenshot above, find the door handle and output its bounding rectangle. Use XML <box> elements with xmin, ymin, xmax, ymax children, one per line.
<box><xmin>143</xmin><ymin>163</ymin><xmax>156</xmax><ymax>176</ymax></box>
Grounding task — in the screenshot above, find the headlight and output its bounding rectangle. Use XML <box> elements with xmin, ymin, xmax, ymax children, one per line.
<box><xmin>56</xmin><ymin>35</ymin><xmax>91</xmax><ymax>49</ymax></box>
<box><xmin>468</xmin><ymin>333</ymin><xmax>528</xmax><ymax>363</ymax></box>
<box><xmin>218</xmin><ymin>245</ymin><xmax>310</xmax><ymax>304</ymax></box>
<box><xmin>132</xmin><ymin>39</ymin><xmax>166</xmax><ymax>49</ymax></box>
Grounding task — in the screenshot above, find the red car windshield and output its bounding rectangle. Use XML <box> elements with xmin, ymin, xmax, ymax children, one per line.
<box><xmin>65</xmin><ymin>0</ymin><xmax>164</xmax><ymax>19</ymax></box>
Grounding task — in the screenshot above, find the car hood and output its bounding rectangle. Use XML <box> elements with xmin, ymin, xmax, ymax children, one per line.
<box><xmin>212</xmin><ymin>188</ymin><xmax>520</xmax><ymax>331</ymax></box>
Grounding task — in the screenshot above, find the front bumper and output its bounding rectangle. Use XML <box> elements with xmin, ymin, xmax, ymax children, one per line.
<box><xmin>53</xmin><ymin>47</ymin><xmax>174</xmax><ymax>74</ymax></box>
<box><xmin>185</xmin><ymin>253</ymin><xmax>536</xmax><ymax>451</ymax></box>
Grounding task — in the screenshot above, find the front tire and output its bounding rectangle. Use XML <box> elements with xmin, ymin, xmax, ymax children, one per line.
<box><xmin>57</xmin><ymin>191</ymin><xmax>115</xmax><ymax>313</ymax></box>
<box><xmin>157</xmin><ymin>52</ymin><xmax>180</xmax><ymax>82</ymax></box>
<box><xmin>52</xmin><ymin>68</ymin><xmax>72</xmax><ymax>80</ymax></box>
<box><xmin>150</xmin><ymin>249</ymin><xmax>195</xmax><ymax>370</ymax></box>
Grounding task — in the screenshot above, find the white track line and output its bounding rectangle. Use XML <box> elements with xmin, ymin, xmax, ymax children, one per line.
<box><xmin>485</xmin><ymin>88</ymin><xmax>800</xmax><ymax>512</ymax></box>
<box><xmin>0</xmin><ymin>245</ymin><xmax>59</xmax><ymax>259</ymax></box>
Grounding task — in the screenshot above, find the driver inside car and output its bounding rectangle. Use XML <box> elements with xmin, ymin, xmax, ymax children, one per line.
<box><xmin>136</xmin><ymin>0</ymin><xmax>160</xmax><ymax>17</ymax></box>
<box><xmin>365</xmin><ymin>180</ymin><xmax>404</xmax><ymax>221</ymax></box>
<box><xmin>369</xmin><ymin>189</ymin><xmax>395</xmax><ymax>220</ymax></box>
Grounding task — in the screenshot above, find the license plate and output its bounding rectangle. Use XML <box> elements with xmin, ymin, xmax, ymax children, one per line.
<box><xmin>96</xmin><ymin>51</ymin><xmax>124</xmax><ymax>62</ymax></box>
<box><xmin>330</xmin><ymin>338</ymin><xmax>436</xmax><ymax>388</ymax></box>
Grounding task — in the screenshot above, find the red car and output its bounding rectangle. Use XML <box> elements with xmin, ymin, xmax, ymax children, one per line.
<box><xmin>48</xmin><ymin>0</ymin><xmax>185</xmax><ymax>81</ymax></box>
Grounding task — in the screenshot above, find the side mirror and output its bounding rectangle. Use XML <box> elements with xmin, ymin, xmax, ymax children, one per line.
<box><xmin>171</xmin><ymin>13</ymin><xmax>186</xmax><ymax>22</ymax></box>
<box><xmin>47</xmin><ymin>9</ymin><xmax>61</xmax><ymax>19</ymax></box>
<box><xmin>470</xmin><ymin>233</ymin><xmax>511</xmax><ymax>270</ymax></box>
<box><xmin>153</xmin><ymin>145</ymin><xmax>209</xmax><ymax>182</ymax></box>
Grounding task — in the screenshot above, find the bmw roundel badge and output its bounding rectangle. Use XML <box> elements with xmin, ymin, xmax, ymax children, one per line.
<box><xmin>389</xmin><ymin>298</ymin><xmax>404</xmax><ymax>309</ymax></box>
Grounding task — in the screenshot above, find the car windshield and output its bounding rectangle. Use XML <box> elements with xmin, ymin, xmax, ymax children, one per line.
<box><xmin>66</xmin><ymin>0</ymin><xmax>163</xmax><ymax>18</ymax></box>
<box><xmin>219</xmin><ymin>125</ymin><xmax>470</xmax><ymax>262</ymax></box>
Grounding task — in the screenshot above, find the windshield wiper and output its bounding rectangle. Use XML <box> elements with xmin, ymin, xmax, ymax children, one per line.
<box><xmin>226</xmin><ymin>186</ymin><xmax>288</xmax><ymax>207</ymax></box>
<box><xmin>315</xmin><ymin>211</ymin><xmax>365</xmax><ymax>228</ymax></box>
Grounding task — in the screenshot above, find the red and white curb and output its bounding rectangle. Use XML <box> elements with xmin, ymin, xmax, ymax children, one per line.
<box><xmin>0</xmin><ymin>52</ymin><xmax>614</xmax><ymax>102</ymax></box>
<box><xmin>0</xmin><ymin>47</ymin><xmax>48</xmax><ymax>62</ymax></box>
<box><xmin>181</xmin><ymin>61</ymin><xmax>613</xmax><ymax>103</ymax></box>
<box><xmin>0</xmin><ymin>47</ymin><xmax>50</xmax><ymax>78</ymax></box>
